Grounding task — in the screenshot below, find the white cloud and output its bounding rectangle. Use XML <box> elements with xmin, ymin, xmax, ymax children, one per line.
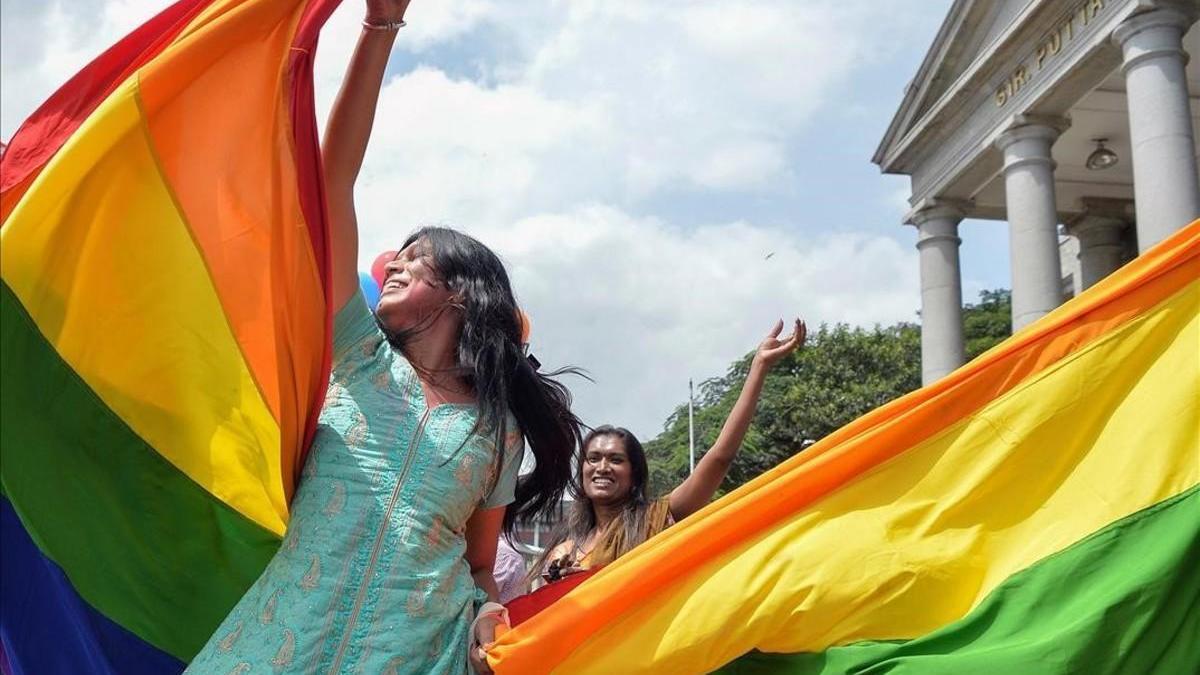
<box><xmin>2</xmin><ymin>0</ymin><xmax>939</xmax><ymax>439</ymax></box>
<box><xmin>509</xmin><ymin>1</ymin><xmax>866</xmax><ymax>197</ymax></box>
<box><xmin>2</xmin><ymin>1</ymin><xmax>166</xmax><ymax>139</ymax></box>
<box><xmin>463</xmin><ymin>206</ymin><xmax>918</xmax><ymax>436</ymax></box>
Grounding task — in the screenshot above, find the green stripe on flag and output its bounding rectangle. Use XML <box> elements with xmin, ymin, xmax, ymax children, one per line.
<box><xmin>718</xmin><ymin>485</ymin><xmax>1200</xmax><ymax>675</ymax></box>
<box><xmin>0</xmin><ymin>280</ymin><xmax>281</xmax><ymax>661</ymax></box>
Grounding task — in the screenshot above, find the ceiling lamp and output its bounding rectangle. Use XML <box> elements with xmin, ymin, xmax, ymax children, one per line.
<box><xmin>1086</xmin><ymin>138</ymin><xmax>1119</xmax><ymax>171</ymax></box>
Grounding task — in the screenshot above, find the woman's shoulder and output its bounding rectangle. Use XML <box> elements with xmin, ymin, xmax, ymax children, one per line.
<box><xmin>331</xmin><ymin>289</ymin><xmax>387</xmax><ymax>368</ymax></box>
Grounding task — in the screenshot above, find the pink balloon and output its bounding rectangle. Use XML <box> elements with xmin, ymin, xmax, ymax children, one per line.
<box><xmin>371</xmin><ymin>250</ymin><xmax>397</xmax><ymax>287</ymax></box>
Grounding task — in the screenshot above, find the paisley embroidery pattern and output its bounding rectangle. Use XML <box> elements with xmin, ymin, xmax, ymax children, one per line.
<box><xmin>259</xmin><ymin>589</ymin><xmax>279</xmax><ymax>625</ymax></box>
<box><xmin>381</xmin><ymin>655</ymin><xmax>406</xmax><ymax>675</ymax></box>
<box><xmin>217</xmin><ymin>621</ymin><xmax>243</xmax><ymax>652</ymax></box>
<box><xmin>371</xmin><ymin>368</ymin><xmax>391</xmax><ymax>390</ymax></box>
<box><xmin>270</xmin><ymin>629</ymin><xmax>296</xmax><ymax>671</ymax></box>
<box><xmin>324</xmin><ymin>481</ymin><xmax>346</xmax><ymax>517</ymax></box>
<box><xmin>226</xmin><ymin>663</ymin><xmax>251</xmax><ymax>675</ymax></box>
<box><xmin>424</xmin><ymin>520</ymin><xmax>445</xmax><ymax>549</ymax></box>
<box><xmin>426</xmin><ymin>631</ymin><xmax>445</xmax><ymax>660</ymax></box>
<box><xmin>454</xmin><ymin>452</ymin><xmax>478</xmax><ymax>489</ymax></box>
<box><xmin>406</xmin><ymin>579</ymin><xmax>431</xmax><ymax>617</ymax></box>
<box><xmin>299</xmin><ymin>555</ymin><xmax>321</xmax><ymax>591</ymax></box>
<box><xmin>345</xmin><ymin>412</ymin><xmax>369</xmax><ymax>446</ymax></box>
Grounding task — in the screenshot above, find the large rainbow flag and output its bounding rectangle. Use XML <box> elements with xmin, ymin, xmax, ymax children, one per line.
<box><xmin>3</xmin><ymin>1</ymin><xmax>1198</xmax><ymax>673</ymax></box>
<box><xmin>488</xmin><ymin>221</ymin><xmax>1200</xmax><ymax>674</ymax></box>
<box><xmin>1</xmin><ymin>0</ymin><xmax>340</xmax><ymax>671</ymax></box>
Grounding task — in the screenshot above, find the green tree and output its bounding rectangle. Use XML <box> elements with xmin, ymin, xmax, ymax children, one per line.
<box><xmin>964</xmin><ymin>289</ymin><xmax>1011</xmax><ymax>359</ymax></box>
<box><xmin>645</xmin><ymin>289</ymin><xmax>1012</xmax><ymax>497</ymax></box>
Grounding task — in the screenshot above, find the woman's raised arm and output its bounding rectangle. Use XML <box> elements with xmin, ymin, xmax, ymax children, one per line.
<box><xmin>668</xmin><ymin>319</ymin><xmax>805</xmax><ymax>520</ymax></box>
<box><xmin>323</xmin><ymin>0</ymin><xmax>411</xmax><ymax>310</ymax></box>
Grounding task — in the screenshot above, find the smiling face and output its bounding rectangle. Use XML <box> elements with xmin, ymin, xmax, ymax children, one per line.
<box><xmin>581</xmin><ymin>434</ymin><xmax>635</xmax><ymax>506</ymax></box>
<box><xmin>374</xmin><ymin>238</ymin><xmax>459</xmax><ymax>333</ymax></box>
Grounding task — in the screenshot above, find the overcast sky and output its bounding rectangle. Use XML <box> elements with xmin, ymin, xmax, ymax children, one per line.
<box><xmin>1</xmin><ymin>0</ymin><xmax>1013</xmax><ymax>440</ymax></box>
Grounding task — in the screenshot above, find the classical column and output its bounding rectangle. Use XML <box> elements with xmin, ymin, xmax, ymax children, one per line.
<box><xmin>1113</xmin><ymin>5</ymin><xmax>1200</xmax><ymax>250</ymax></box>
<box><xmin>995</xmin><ymin>116</ymin><xmax>1069</xmax><ymax>331</ymax></box>
<box><xmin>910</xmin><ymin>201</ymin><xmax>966</xmax><ymax>385</ymax></box>
<box><xmin>1067</xmin><ymin>215</ymin><xmax>1129</xmax><ymax>290</ymax></box>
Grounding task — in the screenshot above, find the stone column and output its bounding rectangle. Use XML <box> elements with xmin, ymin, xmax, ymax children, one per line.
<box><xmin>1113</xmin><ymin>5</ymin><xmax>1200</xmax><ymax>250</ymax></box>
<box><xmin>910</xmin><ymin>201</ymin><xmax>967</xmax><ymax>385</ymax></box>
<box><xmin>995</xmin><ymin>116</ymin><xmax>1069</xmax><ymax>331</ymax></box>
<box><xmin>1069</xmin><ymin>215</ymin><xmax>1129</xmax><ymax>290</ymax></box>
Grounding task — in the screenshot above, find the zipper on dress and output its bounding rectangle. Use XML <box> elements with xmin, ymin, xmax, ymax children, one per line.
<box><xmin>326</xmin><ymin>408</ymin><xmax>432</xmax><ymax>674</ymax></box>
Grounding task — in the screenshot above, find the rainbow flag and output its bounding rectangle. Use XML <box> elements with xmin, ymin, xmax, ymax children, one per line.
<box><xmin>1</xmin><ymin>0</ymin><xmax>339</xmax><ymax>671</ymax></box>
<box><xmin>489</xmin><ymin>221</ymin><xmax>1200</xmax><ymax>674</ymax></box>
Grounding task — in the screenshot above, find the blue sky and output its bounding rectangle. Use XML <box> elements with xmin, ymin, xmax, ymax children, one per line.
<box><xmin>1</xmin><ymin>0</ymin><xmax>1012</xmax><ymax>439</ymax></box>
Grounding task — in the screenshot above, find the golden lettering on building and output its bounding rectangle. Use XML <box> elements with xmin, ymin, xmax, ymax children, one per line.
<box><xmin>995</xmin><ymin>0</ymin><xmax>1106</xmax><ymax>107</ymax></box>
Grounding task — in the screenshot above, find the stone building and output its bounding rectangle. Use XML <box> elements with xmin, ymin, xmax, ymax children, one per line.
<box><xmin>875</xmin><ymin>0</ymin><xmax>1200</xmax><ymax>384</ymax></box>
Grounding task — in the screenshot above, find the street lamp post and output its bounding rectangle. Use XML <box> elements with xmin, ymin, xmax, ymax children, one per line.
<box><xmin>688</xmin><ymin>379</ymin><xmax>696</xmax><ymax>474</ymax></box>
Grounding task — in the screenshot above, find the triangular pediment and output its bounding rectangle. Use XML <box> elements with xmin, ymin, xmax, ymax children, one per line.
<box><xmin>874</xmin><ymin>0</ymin><xmax>1035</xmax><ymax>169</ymax></box>
<box><xmin>915</xmin><ymin>0</ymin><xmax>1033</xmax><ymax>120</ymax></box>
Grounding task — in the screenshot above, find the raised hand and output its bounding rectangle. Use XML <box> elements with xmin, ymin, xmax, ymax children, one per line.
<box><xmin>754</xmin><ymin>318</ymin><xmax>806</xmax><ymax>368</ymax></box>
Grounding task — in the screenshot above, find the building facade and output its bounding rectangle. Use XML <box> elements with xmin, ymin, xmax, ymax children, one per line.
<box><xmin>875</xmin><ymin>0</ymin><xmax>1200</xmax><ymax>384</ymax></box>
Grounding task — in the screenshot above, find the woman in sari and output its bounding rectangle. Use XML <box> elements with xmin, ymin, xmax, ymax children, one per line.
<box><xmin>537</xmin><ymin>319</ymin><xmax>805</xmax><ymax>581</ymax></box>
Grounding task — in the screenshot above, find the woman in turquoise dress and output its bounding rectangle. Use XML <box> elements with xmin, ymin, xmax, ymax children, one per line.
<box><xmin>188</xmin><ymin>0</ymin><xmax>583</xmax><ymax>671</ymax></box>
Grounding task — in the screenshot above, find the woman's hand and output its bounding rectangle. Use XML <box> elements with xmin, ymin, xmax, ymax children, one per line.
<box><xmin>469</xmin><ymin>641</ymin><xmax>493</xmax><ymax>674</ymax></box>
<box><xmin>468</xmin><ymin>602</ymin><xmax>509</xmax><ymax>673</ymax></box>
<box><xmin>753</xmin><ymin>318</ymin><xmax>806</xmax><ymax>369</ymax></box>
<box><xmin>365</xmin><ymin>0</ymin><xmax>412</xmax><ymax>23</ymax></box>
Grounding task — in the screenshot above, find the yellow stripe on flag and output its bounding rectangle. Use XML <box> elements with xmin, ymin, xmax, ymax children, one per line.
<box><xmin>498</xmin><ymin>278</ymin><xmax>1199</xmax><ymax>674</ymax></box>
<box><xmin>0</xmin><ymin>77</ymin><xmax>287</xmax><ymax>535</ymax></box>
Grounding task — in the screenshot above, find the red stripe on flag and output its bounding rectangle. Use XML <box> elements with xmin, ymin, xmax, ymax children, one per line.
<box><xmin>285</xmin><ymin>0</ymin><xmax>342</xmax><ymax>488</ymax></box>
<box><xmin>0</xmin><ymin>0</ymin><xmax>209</xmax><ymax>223</ymax></box>
<box><xmin>507</xmin><ymin>569</ymin><xmax>602</xmax><ymax>627</ymax></box>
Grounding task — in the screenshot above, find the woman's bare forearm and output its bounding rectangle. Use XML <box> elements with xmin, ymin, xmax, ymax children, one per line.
<box><xmin>668</xmin><ymin>359</ymin><xmax>767</xmax><ymax>519</ymax></box>
<box><xmin>323</xmin><ymin>29</ymin><xmax>396</xmax><ymax>194</ymax></box>
<box><xmin>708</xmin><ymin>359</ymin><xmax>768</xmax><ymax>464</ymax></box>
<box><xmin>323</xmin><ymin>24</ymin><xmax>400</xmax><ymax>308</ymax></box>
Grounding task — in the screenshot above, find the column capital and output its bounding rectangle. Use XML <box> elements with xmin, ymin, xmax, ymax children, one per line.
<box><xmin>905</xmin><ymin>197</ymin><xmax>970</xmax><ymax>227</ymax></box>
<box><xmin>994</xmin><ymin>114</ymin><xmax>1071</xmax><ymax>152</ymax></box>
<box><xmin>1064</xmin><ymin>212</ymin><xmax>1128</xmax><ymax>239</ymax></box>
<box><xmin>1075</xmin><ymin>196</ymin><xmax>1135</xmax><ymax>221</ymax></box>
<box><xmin>1113</xmin><ymin>5</ymin><xmax>1195</xmax><ymax>72</ymax></box>
<box><xmin>1115</xmin><ymin>4</ymin><xmax>1197</xmax><ymax>45</ymax></box>
<box><xmin>1064</xmin><ymin>198</ymin><xmax>1133</xmax><ymax>240</ymax></box>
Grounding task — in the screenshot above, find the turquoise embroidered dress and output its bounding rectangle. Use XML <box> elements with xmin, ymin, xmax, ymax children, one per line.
<box><xmin>187</xmin><ymin>291</ymin><xmax>523</xmax><ymax>674</ymax></box>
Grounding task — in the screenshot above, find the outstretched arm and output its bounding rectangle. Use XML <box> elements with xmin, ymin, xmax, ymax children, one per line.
<box><xmin>668</xmin><ymin>319</ymin><xmax>806</xmax><ymax>521</ymax></box>
<box><xmin>324</xmin><ymin>0</ymin><xmax>412</xmax><ymax>310</ymax></box>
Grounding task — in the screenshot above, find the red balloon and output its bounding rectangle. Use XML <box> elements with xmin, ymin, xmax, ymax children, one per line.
<box><xmin>371</xmin><ymin>250</ymin><xmax>397</xmax><ymax>287</ymax></box>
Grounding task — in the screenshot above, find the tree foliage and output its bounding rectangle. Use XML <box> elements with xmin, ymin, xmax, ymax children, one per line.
<box><xmin>644</xmin><ymin>289</ymin><xmax>1012</xmax><ymax>497</ymax></box>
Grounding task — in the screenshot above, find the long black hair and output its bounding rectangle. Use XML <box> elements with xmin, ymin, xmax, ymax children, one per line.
<box><xmin>532</xmin><ymin>425</ymin><xmax>668</xmax><ymax>576</ymax></box>
<box><xmin>386</xmin><ymin>226</ymin><xmax>585</xmax><ymax>535</ymax></box>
